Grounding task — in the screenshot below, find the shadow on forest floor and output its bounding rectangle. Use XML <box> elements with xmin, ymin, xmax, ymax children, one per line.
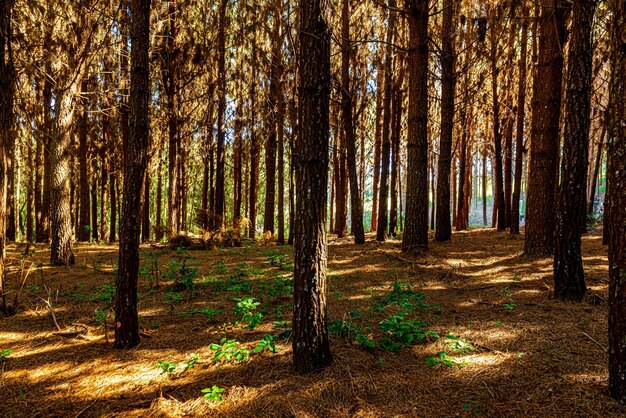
<box><xmin>0</xmin><ymin>227</ymin><xmax>622</xmax><ymax>417</ymax></box>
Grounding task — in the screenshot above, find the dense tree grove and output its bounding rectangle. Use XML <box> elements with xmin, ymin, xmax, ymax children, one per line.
<box><xmin>0</xmin><ymin>0</ymin><xmax>624</xmax><ymax>404</ymax></box>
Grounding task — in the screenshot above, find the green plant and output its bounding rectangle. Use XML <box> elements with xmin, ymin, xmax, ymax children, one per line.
<box><xmin>443</xmin><ymin>334</ymin><xmax>476</xmax><ymax>354</ymax></box>
<box><xmin>164</xmin><ymin>292</ymin><xmax>183</xmax><ymax>315</ymax></box>
<box><xmin>156</xmin><ymin>359</ymin><xmax>178</xmax><ymax>375</ymax></box>
<box><xmin>94</xmin><ymin>309</ymin><xmax>110</xmax><ymax>324</ymax></box>
<box><xmin>375</xmin><ymin>281</ymin><xmax>433</xmax><ymax>312</ymax></box>
<box><xmin>380</xmin><ymin>314</ymin><xmax>439</xmax><ymax>348</ymax></box>
<box><xmin>26</xmin><ymin>284</ymin><xmax>40</xmax><ymax>292</ymax></box>
<box><xmin>182</xmin><ymin>353</ymin><xmax>200</xmax><ymax>371</ymax></box>
<box><xmin>502</xmin><ymin>298</ymin><xmax>516</xmax><ymax>310</ymax></box>
<box><xmin>462</xmin><ymin>400</ymin><xmax>481</xmax><ymax>416</ymax></box>
<box><xmin>164</xmin><ymin>247</ymin><xmax>198</xmax><ymax>294</ymax></box>
<box><xmin>201</xmin><ymin>385</ymin><xmax>225</xmax><ymax>402</ymax></box>
<box><xmin>355</xmin><ymin>333</ymin><xmax>376</xmax><ymax>348</ymax></box>
<box><xmin>140</xmin><ymin>252</ymin><xmax>162</xmax><ymax>289</ymax></box>
<box><xmin>1</xmin><ymin>349</ymin><xmax>12</xmax><ymax>359</ymax></box>
<box><xmin>90</xmin><ymin>284</ymin><xmax>116</xmax><ymax>303</ymax></box>
<box><xmin>426</xmin><ymin>351</ymin><xmax>466</xmax><ymax>367</ymax></box>
<box><xmin>253</xmin><ymin>335</ymin><xmax>279</xmax><ymax>353</ymax></box>
<box><xmin>233</xmin><ymin>297</ymin><xmax>262</xmax><ymax>329</ymax></box>
<box><xmin>209</xmin><ymin>338</ymin><xmax>250</xmax><ymax>363</ymax></box>
<box><xmin>200</xmin><ymin>306</ymin><xmax>223</xmax><ymax>322</ymax></box>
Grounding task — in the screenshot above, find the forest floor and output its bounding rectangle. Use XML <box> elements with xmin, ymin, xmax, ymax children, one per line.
<box><xmin>0</xmin><ymin>228</ymin><xmax>623</xmax><ymax>417</ymax></box>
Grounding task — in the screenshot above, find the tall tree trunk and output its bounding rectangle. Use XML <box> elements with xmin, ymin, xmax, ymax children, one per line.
<box><xmin>248</xmin><ymin>62</ymin><xmax>259</xmax><ymax>240</ymax></box>
<box><xmin>553</xmin><ymin>0</ymin><xmax>596</xmax><ymax>301</ymax></box>
<box><xmin>288</xmin><ymin>93</ymin><xmax>296</xmax><ymax>245</ymax></box>
<box><xmin>588</xmin><ymin>117</ymin><xmax>605</xmax><ymax>215</ymax></box>
<box><xmin>155</xmin><ymin>145</ymin><xmax>163</xmax><ymax>240</ymax></box>
<box><xmin>142</xmin><ymin>173</ymin><xmax>150</xmax><ymax>242</ymax></box>
<box><xmin>608</xmin><ymin>0</ymin><xmax>626</xmax><ymax>402</ymax></box>
<box><xmin>456</xmin><ymin>110</ymin><xmax>468</xmax><ymax>231</ymax></box>
<box><xmin>115</xmin><ymin>0</ymin><xmax>150</xmax><ymax>349</ymax></box>
<box><xmin>293</xmin><ymin>0</ymin><xmax>332</xmax><ymax>374</ymax></box>
<box><xmin>435</xmin><ymin>0</ymin><xmax>456</xmax><ymax>241</ymax></box>
<box><xmin>524</xmin><ymin>0</ymin><xmax>568</xmax><ymax>255</ymax></box>
<box><xmin>214</xmin><ymin>0</ymin><xmax>228</xmax><ymax>230</ymax></box>
<box><xmin>0</xmin><ymin>0</ymin><xmax>15</xmax><ymax>313</ymax></box>
<box><xmin>376</xmin><ymin>1</ymin><xmax>397</xmax><ymax>241</ymax></box>
<box><xmin>389</xmin><ymin>58</ymin><xmax>403</xmax><ymax>237</ymax></box>
<box><xmin>78</xmin><ymin>79</ymin><xmax>90</xmax><ymax>242</ymax></box>
<box><xmin>511</xmin><ymin>15</ymin><xmax>528</xmax><ymax>235</ymax></box>
<box><xmin>490</xmin><ymin>17</ymin><xmax>506</xmax><ymax>231</ymax></box>
<box><xmin>403</xmin><ymin>0</ymin><xmax>429</xmax><ymax>253</ymax></box>
<box><xmin>91</xmin><ymin>167</ymin><xmax>98</xmax><ymax>242</ymax></box>
<box><xmin>109</xmin><ymin>169</ymin><xmax>117</xmax><ymax>242</ymax></box>
<box><xmin>482</xmin><ymin>148</ymin><xmax>487</xmax><ymax>226</ymax></box>
<box><xmin>371</xmin><ymin>50</ymin><xmax>384</xmax><ymax>232</ymax></box>
<box><xmin>99</xmin><ymin>139</ymin><xmax>108</xmax><ymax>242</ymax></box>
<box><xmin>164</xmin><ymin>0</ymin><xmax>180</xmax><ymax>237</ymax></box>
<box><xmin>430</xmin><ymin>153</ymin><xmax>436</xmax><ymax>230</ymax></box>
<box><xmin>26</xmin><ymin>139</ymin><xmax>34</xmax><ymax>242</ymax></box>
<box><xmin>234</xmin><ymin>107</ymin><xmax>243</xmax><ymax>235</ymax></box>
<box><xmin>277</xmin><ymin>86</ymin><xmax>285</xmax><ymax>244</ymax></box>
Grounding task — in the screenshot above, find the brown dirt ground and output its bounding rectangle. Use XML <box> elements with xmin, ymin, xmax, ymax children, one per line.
<box><xmin>0</xmin><ymin>228</ymin><xmax>623</xmax><ymax>417</ymax></box>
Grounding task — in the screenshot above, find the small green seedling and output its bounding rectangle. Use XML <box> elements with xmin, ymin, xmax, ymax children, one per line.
<box><xmin>253</xmin><ymin>335</ymin><xmax>279</xmax><ymax>353</ymax></box>
<box><xmin>156</xmin><ymin>359</ymin><xmax>178</xmax><ymax>375</ymax></box>
<box><xmin>202</xmin><ymin>385</ymin><xmax>225</xmax><ymax>402</ymax></box>
<box><xmin>209</xmin><ymin>339</ymin><xmax>250</xmax><ymax>364</ymax></box>
<box><xmin>233</xmin><ymin>297</ymin><xmax>262</xmax><ymax>329</ymax></box>
<box><xmin>182</xmin><ymin>354</ymin><xmax>200</xmax><ymax>371</ymax></box>
<box><xmin>426</xmin><ymin>351</ymin><xmax>466</xmax><ymax>367</ymax></box>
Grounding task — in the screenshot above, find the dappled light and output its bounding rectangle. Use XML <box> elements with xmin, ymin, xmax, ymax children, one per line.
<box><xmin>0</xmin><ymin>229</ymin><xmax>621</xmax><ymax>417</ymax></box>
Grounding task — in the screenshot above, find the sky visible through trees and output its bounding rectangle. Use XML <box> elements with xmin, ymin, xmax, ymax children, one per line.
<box><xmin>0</xmin><ymin>0</ymin><xmax>625</xmax><ymax>415</ymax></box>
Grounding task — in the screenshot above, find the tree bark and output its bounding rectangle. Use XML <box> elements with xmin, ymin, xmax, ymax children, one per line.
<box><xmin>371</xmin><ymin>50</ymin><xmax>384</xmax><ymax>232</ymax></box>
<box><xmin>115</xmin><ymin>0</ymin><xmax>150</xmax><ymax>349</ymax></box>
<box><xmin>608</xmin><ymin>0</ymin><xmax>626</xmax><ymax>402</ymax></box>
<box><xmin>78</xmin><ymin>79</ymin><xmax>90</xmax><ymax>242</ymax></box>
<box><xmin>376</xmin><ymin>1</ymin><xmax>397</xmax><ymax>242</ymax></box>
<box><xmin>293</xmin><ymin>0</ymin><xmax>332</xmax><ymax>374</ymax></box>
<box><xmin>0</xmin><ymin>0</ymin><xmax>15</xmax><ymax>313</ymax></box>
<box><xmin>403</xmin><ymin>0</ymin><xmax>429</xmax><ymax>253</ymax></box>
<box><xmin>553</xmin><ymin>0</ymin><xmax>596</xmax><ymax>300</ymax></box>
<box><xmin>490</xmin><ymin>18</ymin><xmax>506</xmax><ymax>231</ymax></box>
<box><xmin>511</xmin><ymin>15</ymin><xmax>528</xmax><ymax>235</ymax></box>
<box><xmin>214</xmin><ymin>0</ymin><xmax>228</xmax><ymax>230</ymax></box>
<box><xmin>525</xmin><ymin>0</ymin><xmax>568</xmax><ymax>255</ymax></box>
<box><xmin>435</xmin><ymin>0</ymin><xmax>456</xmax><ymax>241</ymax></box>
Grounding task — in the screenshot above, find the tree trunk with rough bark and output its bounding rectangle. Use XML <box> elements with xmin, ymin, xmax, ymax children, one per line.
<box><xmin>376</xmin><ymin>1</ymin><xmax>396</xmax><ymax>242</ymax></box>
<box><xmin>511</xmin><ymin>15</ymin><xmax>528</xmax><ymax>235</ymax></box>
<box><xmin>525</xmin><ymin>0</ymin><xmax>568</xmax><ymax>255</ymax></box>
<box><xmin>553</xmin><ymin>0</ymin><xmax>596</xmax><ymax>301</ymax></box>
<box><xmin>293</xmin><ymin>0</ymin><xmax>332</xmax><ymax>374</ymax></box>
<box><xmin>608</xmin><ymin>0</ymin><xmax>626</xmax><ymax>402</ymax></box>
<box><xmin>403</xmin><ymin>0</ymin><xmax>429</xmax><ymax>253</ymax></box>
<box><xmin>435</xmin><ymin>0</ymin><xmax>456</xmax><ymax>241</ymax></box>
<box><xmin>115</xmin><ymin>0</ymin><xmax>150</xmax><ymax>349</ymax></box>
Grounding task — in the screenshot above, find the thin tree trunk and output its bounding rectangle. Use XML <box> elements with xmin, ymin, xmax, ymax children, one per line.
<box><xmin>371</xmin><ymin>50</ymin><xmax>383</xmax><ymax>232</ymax></box>
<box><xmin>511</xmin><ymin>15</ymin><xmax>528</xmax><ymax>235</ymax></box>
<box><xmin>376</xmin><ymin>1</ymin><xmax>397</xmax><ymax>242</ymax></box>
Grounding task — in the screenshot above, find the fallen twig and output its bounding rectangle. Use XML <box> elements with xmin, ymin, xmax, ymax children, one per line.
<box><xmin>582</xmin><ymin>331</ymin><xmax>608</xmax><ymax>353</ymax></box>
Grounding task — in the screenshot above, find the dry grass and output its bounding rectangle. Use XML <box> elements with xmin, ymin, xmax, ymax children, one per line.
<box><xmin>0</xmin><ymin>228</ymin><xmax>622</xmax><ymax>417</ymax></box>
